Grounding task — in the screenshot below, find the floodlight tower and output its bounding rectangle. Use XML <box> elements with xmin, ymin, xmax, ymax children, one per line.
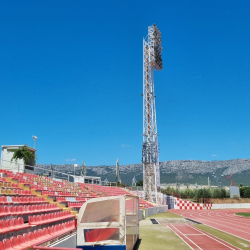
<box><xmin>142</xmin><ymin>24</ymin><xmax>163</xmax><ymax>203</ymax></box>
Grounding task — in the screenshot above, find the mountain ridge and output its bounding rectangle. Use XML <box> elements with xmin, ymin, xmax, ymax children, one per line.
<box><xmin>36</xmin><ymin>158</ymin><xmax>250</xmax><ymax>186</ymax></box>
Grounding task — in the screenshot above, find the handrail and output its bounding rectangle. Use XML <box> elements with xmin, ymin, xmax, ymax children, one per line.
<box><xmin>0</xmin><ymin>158</ymin><xmax>105</xmax><ymax>185</ymax></box>
<box><xmin>0</xmin><ymin>158</ymin><xmax>75</xmax><ymax>181</ymax></box>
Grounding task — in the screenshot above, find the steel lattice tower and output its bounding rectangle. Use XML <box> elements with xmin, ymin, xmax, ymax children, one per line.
<box><xmin>142</xmin><ymin>24</ymin><xmax>163</xmax><ymax>203</ymax></box>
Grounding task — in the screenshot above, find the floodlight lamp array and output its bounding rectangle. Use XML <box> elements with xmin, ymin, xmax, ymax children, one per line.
<box><xmin>150</xmin><ymin>24</ymin><xmax>163</xmax><ymax>71</ymax></box>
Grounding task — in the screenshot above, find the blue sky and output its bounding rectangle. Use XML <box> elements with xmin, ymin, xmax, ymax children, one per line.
<box><xmin>1</xmin><ymin>1</ymin><xmax>250</xmax><ymax>166</ymax></box>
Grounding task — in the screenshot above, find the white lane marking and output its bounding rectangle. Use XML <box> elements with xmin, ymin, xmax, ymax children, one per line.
<box><xmin>167</xmin><ymin>224</ymin><xmax>195</xmax><ymax>250</ymax></box>
<box><xmin>185</xmin><ymin>234</ymin><xmax>204</xmax><ymax>235</ymax></box>
<box><xmin>210</xmin><ymin>211</ymin><xmax>250</xmax><ymax>226</ymax></box>
<box><xmin>191</xmin><ymin>219</ymin><xmax>250</xmax><ymax>243</ymax></box>
<box><xmin>170</xmin><ymin>224</ymin><xmax>202</xmax><ymax>250</ymax></box>
<box><xmin>192</xmin><ymin>212</ymin><xmax>250</xmax><ymax>232</ymax></box>
<box><xmin>187</xmin><ymin>224</ymin><xmax>240</xmax><ymax>250</ymax></box>
<box><xmin>172</xmin><ymin>210</ymin><xmax>250</xmax><ymax>242</ymax></box>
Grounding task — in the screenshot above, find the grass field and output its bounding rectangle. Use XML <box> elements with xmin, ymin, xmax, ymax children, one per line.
<box><xmin>235</xmin><ymin>213</ymin><xmax>250</xmax><ymax>217</ymax></box>
<box><xmin>148</xmin><ymin>212</ymin><xmax>183</xmax><ymax>219</ymax></box>
<box><xmin>138</xmin><ymin>212</ymin><xmax>189</xmax><ymax>250</ymax></box>
<box><xmin>194</xmin><ymin>224</ymin><xmax>250</xmax><ymax>249</ymax></box>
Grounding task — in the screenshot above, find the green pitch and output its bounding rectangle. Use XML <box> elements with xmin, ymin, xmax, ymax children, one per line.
<box><xmin>138</xmin><ymin>212</ymin><xmax>189</xmax><ymax>250</ymax></box>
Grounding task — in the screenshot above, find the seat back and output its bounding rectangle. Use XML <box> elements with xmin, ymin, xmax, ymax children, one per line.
<box><xmin>38</xmin><ymin>229</ymin><xmax>44</xmax><ymax>237</ymax></box>
<box><xmin>34</xmin><ymin>230</ymin><xmax>40</xmax><ymax>239</ymax></box>
<box><xmin>18</xmin><ymin>217</ymin><xmax>24</xmax><ymax>225</ymax></box>
<box><xmin>43</xmin><ymin>228</ymin><xmax>49</xmax><ymax>236</ymax></box>
<box><xmin>13</xmin><ymin>218</ymin><xmax>19</xmax><ymax>227</ymax></box>
<box><xmin>29</xmin><ymin>232</ymin><xmax>36</xmax><ymax>241</ymax></box>
<box><xmin>0</xmin><ymin>241</ymin><xmax>4</xmax><ymax>250</ymax></box>
<box><xmin>3</xmin><ymin>239</ymin><xmax>12</xmax><ymax>250</ymax></box>
<box><xmin>10</xmin><ymin>237</ymin><xmax>19</xmax><ymax>248</ymax></box>
<box><xmin>23</xmin><ymin>233</ymin><xmax>30</xmax><ymax>243</ymax></box>
<box><xmin>17</xmin><ymin>235</ymin><xmax>25</xmax><ymax>245</ymax></box>
<box><xmin>7</xmin><ymin>219</ymin><xmax>14</xmax><ymax>228</ymax></box>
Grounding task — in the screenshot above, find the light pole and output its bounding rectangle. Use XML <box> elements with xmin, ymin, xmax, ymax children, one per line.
<box><xmin>73</xmin><ymin>164</ymin><xmax>78</xmax><ymax>182</ymax></box>
<box><xmin>32</xmin><ymin>136</ymin><xmax>38</xmax><ymax>149</ymax></box>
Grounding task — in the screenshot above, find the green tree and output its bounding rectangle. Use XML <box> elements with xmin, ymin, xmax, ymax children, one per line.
<box><xmin>220</xmin><ymin>188</ymin><xmax>226</xmax><ymax>198</ymax></box>
<box><xmin>9</xmin><ymin>144</ymin><xmax>37</xmax><ymax>165</ymax></box>
<box><xmin>243</xmin><ymin>187</ymin><xmax>250</xmax><ymax>198</ymax></box>
<box><xmin>136</xmin><ymin>180</ymin><xmax>143</xmax><ymax>186</ymax></box>
<box><xmin>212</xmin><ymin>188</ymin><xmax>221</xmax><ymax>198</ymax></box>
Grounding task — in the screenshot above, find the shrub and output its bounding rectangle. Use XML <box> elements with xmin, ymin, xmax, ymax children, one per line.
<box><xmin>243</xmin><ymin>188</ymin><xmax>250</xmax><ymax>198</ymax></box>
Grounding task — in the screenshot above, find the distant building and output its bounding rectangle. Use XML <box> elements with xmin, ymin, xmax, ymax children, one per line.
<box><xmin>1</xmin><ymin>145</ymin><xmax>36</xmax><ymax>173</ymax></box>
<box><xmin>74</xmin><ymin>175</ymin><xmax>101</xmax><ymax>185</ymax></box>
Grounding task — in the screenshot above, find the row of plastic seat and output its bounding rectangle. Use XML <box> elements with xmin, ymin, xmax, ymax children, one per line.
<box><xmin>0</xmin><ymin>204</ymin><xmax>61</xmax><ymax>216</ymax></box>
<box><xmin>68</xmin><ymin>202</ymin><xmax>85</xmax><ymax>208</ymax></box>
<box><xmin>18</xmin><ymin>179</ymin><xmax>32</xmax><ymax>185</ymax></box>
<box><xmin>13</xmin><ymin>196</ymin><xmax>46</xmax><ymax>204</ymax></box>
<box><xmin>56</xmin><ymin>197</ymin><xmax>87</xmax><ymax>202</ymax></box>
<box><xmin>0</xmin><ymin>183</ymin><xmax>19</xmax><ymax>189</ymax></box>
<box><xmin>0</xmin><ymin>189</ymin><xmax>17</xmax><ymax>195</ymax></box>
<box><xmin>0</xmin><ymin>217</ymin><xmax>30</xmax><ymax>234</ymax></box>
<box><xmin>14</xmin><ymin>190</ymin><xmax>33</xmax><ymax>196</ymax></box>
<box><xmin>0</xmin><ymin>196</ymin><xmax>46</xmax><ymax>204</ymax></box>
<box><xmin>30</xmin><ymin>185</ymin><xmax>79</xmax><ymax>193</ymax></box>
<box><xmin>0</xmin><ymin>170</ymin><xmax>12</xmax><ymax>174</ymax></box>
<box><xmin>29</xmin><ymin>211</ymin><xmax>74</xmax><ymax>225</ymax></box>
<box><xmin>1</xmin><ymin>169</ymin><xmax>81</xmax><ymax>193</ymax></box>
<box><xmin>1</xmin><ymin>221</ymin><xmax>76</xmax><ymax>250</ymax></box>
<box><xmin>42</xmin><ymin>191</ymin><xmax>76</xmax><ymax>197</ymax></box>
<box><xmin>0</xmin><ymin>177</ymin><xmax>9</xmax><ymax>183</ymax></box>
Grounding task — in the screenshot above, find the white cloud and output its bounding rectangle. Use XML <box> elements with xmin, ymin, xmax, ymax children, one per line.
<box><xmin>66</xmin><ymin>159</ymin><xmax>77</xmax><ymax>162</ymax></box>
<box><xmin>211</xmin><ymin>154</ymin><xmax>217</xmax><ymax>157</ymax></box>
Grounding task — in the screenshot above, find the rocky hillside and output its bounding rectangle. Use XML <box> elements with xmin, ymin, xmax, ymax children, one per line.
<box><xmin>36</xmin><ymin>158</ymin><xmax>250</xmax><ymax>186</ymax></box>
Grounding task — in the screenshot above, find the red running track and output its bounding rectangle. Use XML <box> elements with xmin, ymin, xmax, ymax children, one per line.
<box><xmin>168</xmin><ymin>223</ymin><xmax>239</xmax><ymax>250</ymax></box>
<box><xmin>171</xmin><ymin>209</ymin><xmax>250</xmax><ymax>242</ymax></box>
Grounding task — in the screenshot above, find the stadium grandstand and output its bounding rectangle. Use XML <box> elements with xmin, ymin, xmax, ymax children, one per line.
<box><xmin>0</xmin><ymin>168</ymin><xmax>166</xmax><ymax>250</ymax></box>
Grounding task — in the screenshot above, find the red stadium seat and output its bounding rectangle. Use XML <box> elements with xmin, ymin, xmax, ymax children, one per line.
<box><xmin>28</xmin><ymin>232</ymin><xmax>37</xmax><ymax>244</ymax></box>
<box><xmin>3</xmin><ymin>239</ymin><xmax>13</xmax><ymax>250</ymax></box>
<box><xmin>13</xmin><ymin>218</ymin><xmax>20</xmax><ymax>229</ymax></box>
<box><xmin>28</xmin><ymin>216</ymin><xmax>34</xmax><ymax>225</ymax></box>
<box><xmin>7</xmin><ymin>219</ymin><xmax>15</xmax><ymax>231</ymax></box>
<box><xmin>17</xmin><ymin>235</ymin><xmax>31</xmax><ymax>248</ymax></box>
<box><xmin>0</xmin><ymin>241</ymin><xmax>4</xmax><ymax>250</ymax></box>
<box><xmin>2</xmin><ymin>220</ymin><xmax>8</xmax><ymax>233</ymax></box>
<box><xmin>0</xmin><ymin>206</ymin><xmax>4</xmax><ymax>216</ymax></box>
<box><xmin>10</xmin><ymin>237</ymin><xmax>21</xmax><ymax>250</ymax></box>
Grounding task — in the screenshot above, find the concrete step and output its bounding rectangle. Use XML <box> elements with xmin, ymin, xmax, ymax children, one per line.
<box><xmin>7</xmin><ymin>178</ymin><xmax>19</xmax><ymax>184</ymax></box>
<box><xmin>31</xmin><ymin>190</ymin><xmax>41</xmax><ymax>195</ymax></box>
<box><xmin>63</xmin><ymin>207</ymin><xmax>73</xmax><ymax>212</ymax></box>
<box><xmin>70</xmin><ymin>210</ymin><xmax>78</xmax><ymax>216</ymax></box>
<box><xmin>57</xmin><ymin>203</ymin><xmax>66</xmax><ymax>208</ymax></box>
<box><xmin>18</xmin><ymin>184</ymin><xmax>30</xmax><ymax>190</ymax></box>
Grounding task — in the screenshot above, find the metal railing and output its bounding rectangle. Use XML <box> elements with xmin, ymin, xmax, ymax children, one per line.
<box><xmin>0</xmin><ymin>158</ymin><xmax>76</xmax><ymax>182</ymax></box>
<box><xmin>0</xmin><ymin>158</ymin><xmax>106</xmax><ymax>185</ymax></box>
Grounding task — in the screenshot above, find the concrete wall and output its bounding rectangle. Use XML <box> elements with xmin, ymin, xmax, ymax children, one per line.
<box><xmin>212</xmin><ymin>203</ymin><xmax>250</xmax><ymax>209</ymax></box>
<box><xmin>1</xmin><ymin>148</ymin><xmax>25</xmax><ymax>172</ymax></box>
<box><xmin>74</xmin><ymin>176</ymin><xmax>101</xmax><ymax>185</ymax></box>
<box><xmin>139</xmin><ymin>205</ymin><xmax>168</xmax><ymax>221</ymax></box>
<box><xmin>229</xmin><ymin>186</ymin><xmax>240</xmax><ymax>198</ymax></box>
